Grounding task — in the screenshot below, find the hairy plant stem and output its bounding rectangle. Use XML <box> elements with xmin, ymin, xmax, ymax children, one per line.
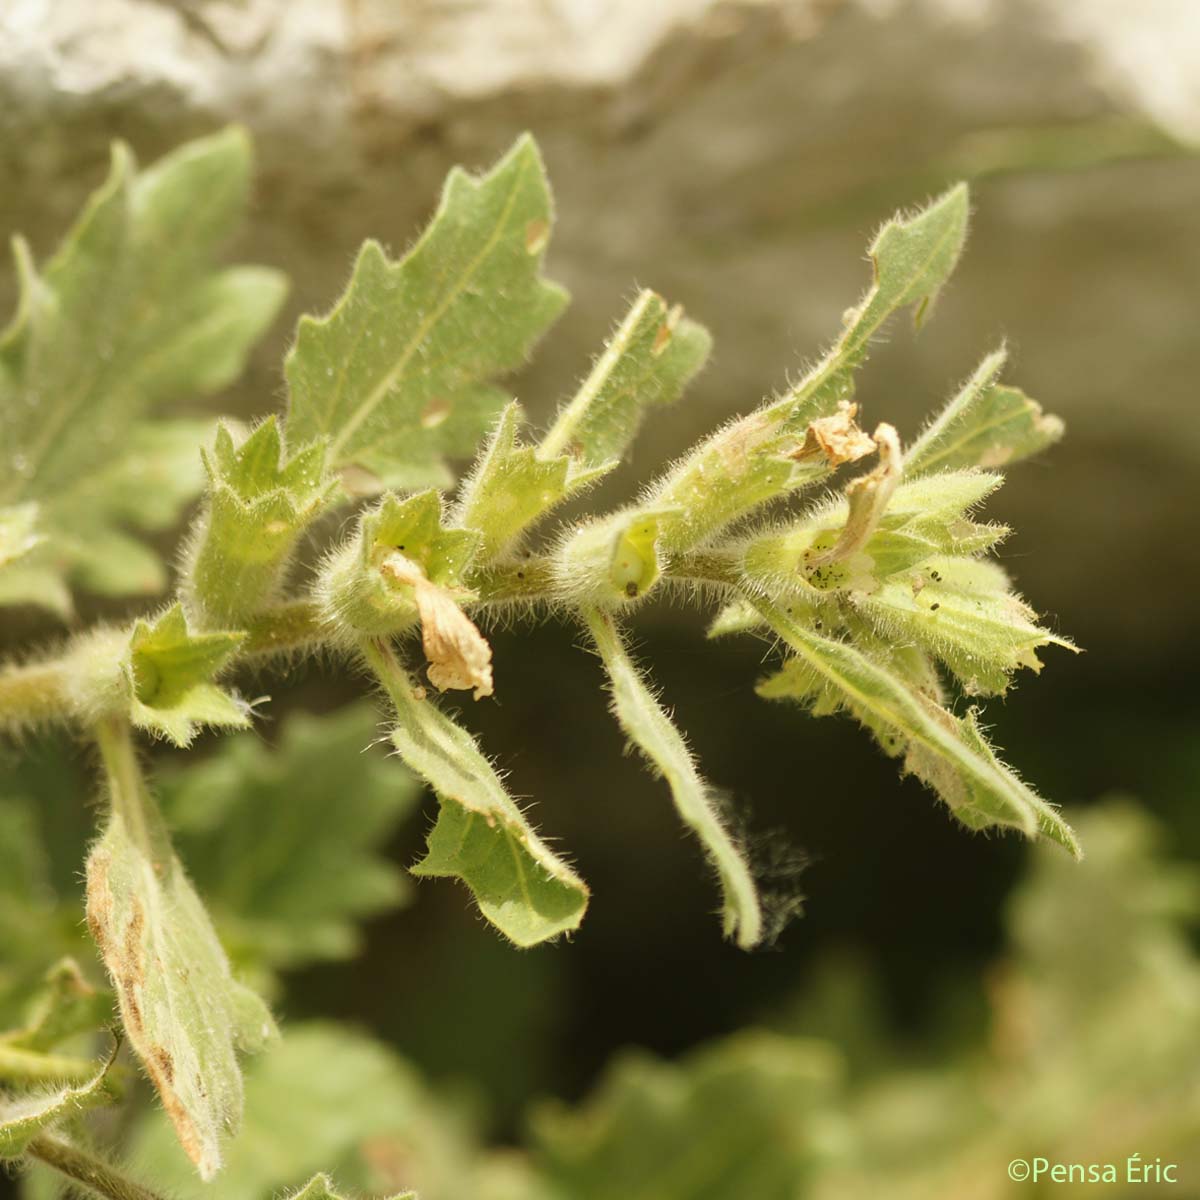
<box><xmin>0</xmin><ymin>1043</ymin><xmax>100</xmax><ymax>1087</ymax></box>
<box><xmin>25</xmin><ymin>1134</ymin><xmax>165</xmax><ymax>1200</ymax></box>
<box><xmin>0</xmin><ymin>659</ymin><xmax>72</xmax><ymax>726</ymax></box>
<box><xmin>664</xmin><ymin>550</ymin><xmax>742</xmax><ymax>588</ymax></box>
<box><xmin>358</xmin><ymin>635</ymin><xmax>408</xmax><ymax>706</ymax></box>
<box><xmin>468</xmin><ymin>556</ymin><xmax>557</xmax><ymax>604</ymax></box>
<box><xmin>93</xmin><ymin>717</ymin><xmax>160</xmax><ymax>857</ymax></box>
<box><xmin>0</xmin><ymin>551</ymin><xmax>743</xmax><ymax>733</ymax></box>
<box><xmin>241</xmin><ymin>600</ymin><xmax>327</xmax><ymax>656</ymax></box>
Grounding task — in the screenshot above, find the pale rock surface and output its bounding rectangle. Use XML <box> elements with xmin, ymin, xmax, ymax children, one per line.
<box><xmin>1</xmin><ymin>0</ymin><xmax>1197</xmax><ymax>643</ymax></box>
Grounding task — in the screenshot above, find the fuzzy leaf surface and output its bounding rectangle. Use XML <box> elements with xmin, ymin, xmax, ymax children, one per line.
<box><xmin>0</xmin><ymin>128</ymin><xmax>286</xmax><ymax>608</ymax></box>
<box><xmin>540</xmin><ymin>288</ymin><xmax>711</xmax><ymax>467</ymax></box>
<box><xmin>627</xmin><ymin>184</ymin><xmax>970</xmax><ymax>564</ymax></box>
<box><xmin>86</xmin><ymin>722</ymin><xmax>274</xmax><ymax>1180</ymax></box>
<box><xmin>752</xmin><ymin>600</ymin><xmax>1078</xmax><ymax>854</ymax></box>
<box><xmin>585</xmin><ymin>609</ymin><xmax>761</xmax><ymax>948</ymax></box>
<box><xmin>854</xmin><ymin>556</ymin><xmax>1074</xmax><ymax>696</ymax></box>
<box><xmin>906</xmin><ymin>349</ymin><xmax>1064</xmax><ymax>475</ymax></box>
<box><xmin>159</xmin><ymin>705</ymin><xmax>418</xmax><ymax>971</ymax></box>
<box><xmin>0</xmin><ymin>1060</ymin><xmax>114</xmax><ymax>1159</ymax></box>
<box><xmin>454</xmin><ymin>402</ymin><xmax>609</xmax><ymax>560</ymax></box>
<box><xmin>132</xmin><ymin>1025</ymin><xmax>445</xmax><ymax>1200</ymax></box>
<box><xmin>371</xmin><ymin>650</ymin><xmax>588</xmax><ymax>946</ymax></box>
<box><xmin>286</xmin><ymin>135</ymin><xmax>567</xmax><ymax>489</ymax></box>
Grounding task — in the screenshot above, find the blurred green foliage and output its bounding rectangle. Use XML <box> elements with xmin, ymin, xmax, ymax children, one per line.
<box><xmin>16</xmin><ymin>800</ymin><xmax>1181</xmax><ymax>1199</ymax></box>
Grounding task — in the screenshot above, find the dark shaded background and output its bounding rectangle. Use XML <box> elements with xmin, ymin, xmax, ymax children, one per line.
<box><xmin>3</xmin><ymin>0</ymin><xmax>1199</xmax><ymax>1155</ymax></box>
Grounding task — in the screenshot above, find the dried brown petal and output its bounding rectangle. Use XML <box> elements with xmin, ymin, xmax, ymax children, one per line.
<box><xmin>807</xmin><ymin>422</ymin><xmax>902</xmax><ymax>570</ymax></box>
<box><xmin>380</xmin><ymin>554</ymin><xmax>494</xmax><ymax>700</ymax></box>
<box><xmin>794</xmin><ymin>400</ymin><xmax>876</xmax><ymax>466</ymax></box>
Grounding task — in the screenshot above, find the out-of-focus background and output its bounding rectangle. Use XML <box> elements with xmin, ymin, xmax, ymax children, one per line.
<box><xmin>2</xmin><ymin>1</ymin><xmax>1199</xmax><ymax>1195</ymax></box>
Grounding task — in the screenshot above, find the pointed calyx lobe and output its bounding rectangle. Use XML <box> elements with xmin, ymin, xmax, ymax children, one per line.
<box><xmin>465</xmin><ymin>286</ymin><xmax>709</xmax><ymax>585</ymax></box>
<box><xmin>185</xmin><ymin>417</ymin><xmax>337</xmax><ymax>627</ymax></box>
<box><xmin>285</xmin><ymin>135</ymin><xmax>568</xmax><ymax>493</ymax></box>
<box><xmin>124</xmin><ymin>604</ymin><xmax>249</xmax><ymax>746</ymax></box>
<box><xmin>0</xmin><ymin>126</ymin><xmax>286</xmax><ymax>612</ymax></box>
<box><xmin>452</xmin><ymin>401</ymin><xmax>610</xmax><ymax>562</ymax></box>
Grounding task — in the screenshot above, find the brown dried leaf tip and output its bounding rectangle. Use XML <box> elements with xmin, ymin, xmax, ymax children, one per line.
<box><xmin>381</xmin><ymin>553</ymin><xmax>495</xmax><ymax>700</ymax></box>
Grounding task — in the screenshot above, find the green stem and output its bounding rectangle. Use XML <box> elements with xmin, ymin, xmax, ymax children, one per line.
<box><xmin>25</xmin><ymin>1134</ymin><xmax>165</xmax><ymax>1200</ymax></box>
<box><xmin>0</xmin><ymin>659</ymin><xmax>73</xmax><ymax>729</ymax></box>
<box><xmin>241</xmin><ymin>600</ymin><xmax>328</xmax><ymax>656</ymax></box>
<box><xmin>467</xmin><ymin>557</ymin><xmax>557</xmax><ymax>604</ymax></box>
<box><xmin>0</xmin><ymin>552</ymin><xmax>739</xmax><ymax>735</ymax></box>
<box><xmin>93</xmin><ymin>718</ymin><xmax>167</xmax><ymax>864</ymax></box>
<box><xmin>664</xmin><ymin>549</ymin><xmax>742</xmax><ymax>588</ymax></box>
<box><xmin>359</xmin><ymin>635</ymin><xmax>407</xmax><ymax>706</ymax></box>
<box><xmin>0</xmin><ymin>1043</ymin><xmax>99</xmax><ymax>1087</ymax></box>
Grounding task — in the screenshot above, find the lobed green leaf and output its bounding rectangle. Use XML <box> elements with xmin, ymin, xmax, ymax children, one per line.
<box><xmin>286</xmin><ymin>135</ymin><xmax>568</xmax><ymax>490</ymax></box>
<box><xmin>532</xmin><ymin>1031</ymin><xmax>841</xmax><ymax>1200</ymax></box>
<box><xmin>850</xmin><ymin>181</ymin><xmax>969</xmax><ymax>345</ymax></box>
<box><xmin>366</xmin><ymin>645</ymin><xmax>588</xmax><ymax>946</ymax></box>
<box><xmin>0</xmin><ymin>128</ymin><xmax>286</xmax><ymax>610</ymax></box>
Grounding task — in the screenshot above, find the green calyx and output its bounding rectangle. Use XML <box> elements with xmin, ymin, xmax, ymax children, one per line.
<box><xmin>317</xmin><ymin>490</ymin><xmax>480</xmax><ymax>638</ymax></box>
<box><xmin>185</xmin><ymin>418</ymin><xmax>338</xmax><ymax>628</ymax></box>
